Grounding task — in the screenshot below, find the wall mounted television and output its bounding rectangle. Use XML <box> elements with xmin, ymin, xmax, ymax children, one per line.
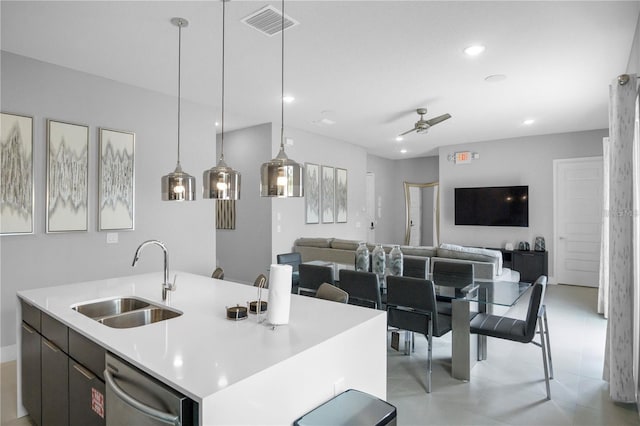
<box><xmin>454</xmin><ymin>185</ymin><xmax>529</xmax><ymax>227</ymax></box>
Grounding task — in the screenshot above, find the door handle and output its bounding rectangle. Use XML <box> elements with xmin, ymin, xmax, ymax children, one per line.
<box><xmin>21</xmin><ymin>323</ymin><xmax>35</xmax><ymax>334</ymax></box>
<box><xmin>42</xmin><ymin>338</ymin><xmax>59</xmax><ymax>353</ymax></box>
<box><xmin>104</xmin><ymin>368</ymin><xmax>180</xmax><ymax>425</ymax></box>
<box><xmin>73</xmin><ymin>363</ymin><xmax>96</xmax><ymax>381</ymax></box>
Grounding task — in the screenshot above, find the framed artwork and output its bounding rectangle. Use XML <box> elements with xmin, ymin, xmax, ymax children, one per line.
<box><xmin>335</xmin><ymin>168</ymin><xmax>348</xmax><ymax>223</ymax></box>
<box><xmin>99</xmin><ymin>128</ymin><xmax>135</xmax><ymax>231</ymax></box>
<box><xmin>46</xmin><ymin>119</ymin><xmax>89</xmax><ymax>233</ymax></box>
<box><xmin>321</xmin><ymin>165</ymin><xmax>335</xmax><ymax>223</ymax></box>
<box><xmin>0</xmin><ymin>112</ymin><xmax>34</xmax><ymax>235</ymax></box>
<box><xmin>304</xmin><ymin>163</ymin><xmax>320</xmax><ymax>224</ymax></box>
<box><xmin>217</xmin><ymin>200</ymin><xmax>236</xmax><ymax>229</ymax></box>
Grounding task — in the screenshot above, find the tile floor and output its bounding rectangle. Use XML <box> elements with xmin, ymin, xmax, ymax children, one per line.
<box><xmin>0</xmin><ymin>284</ymin><xmax>637</xmax><ymax>425</ymax></box>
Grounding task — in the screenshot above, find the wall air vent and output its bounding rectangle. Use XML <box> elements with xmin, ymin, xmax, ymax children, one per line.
<box><xmin>241</xmin><ymin>5</ymin><xmax>299</xmax><ymax>37</ymax></box>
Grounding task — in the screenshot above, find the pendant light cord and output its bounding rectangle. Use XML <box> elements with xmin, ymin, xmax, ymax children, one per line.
<box><xmin>220</xmin><ymin>0</ymin><xmax>226</xmax><ymax>161</ymax></box>
<box><xmin>280</xmin><ymin>0</ymin><xmax>285</xmax><ymax>150</ymax></box>
<box><xmin>177</xmin><ymin>20</ymin><xmax>183</xmax><ymax>166</ymax></box>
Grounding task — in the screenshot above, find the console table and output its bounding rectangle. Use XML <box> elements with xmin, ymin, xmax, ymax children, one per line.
<box><xmin>494</xmin><ymin>249</ymin><xmax>548</xmax><ymax>283</ymax></box>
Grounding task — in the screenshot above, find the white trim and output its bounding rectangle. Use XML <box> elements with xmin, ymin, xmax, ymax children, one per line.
<box><xmin>1</xmin><ymin>344</ymin><xmax>17</xmax><ymax>362</ymax></box>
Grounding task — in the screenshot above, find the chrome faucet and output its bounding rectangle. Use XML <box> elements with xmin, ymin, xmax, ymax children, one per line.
<box><xmin>132</xmin><ymin>240</ymin><xmax>174</xmax><ymax>301</ymax></box>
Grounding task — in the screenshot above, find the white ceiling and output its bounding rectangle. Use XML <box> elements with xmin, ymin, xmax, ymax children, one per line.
<box><xmin>2</xmin><ymin>1</ymin><xmax>639</xmax><ymax>158</ymax></box>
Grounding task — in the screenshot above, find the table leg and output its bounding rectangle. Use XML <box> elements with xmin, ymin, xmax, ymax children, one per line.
<box><xmin>452</xmin><ymin>299</ymin><xmax>478</xmax><ymax>381</ymax></box>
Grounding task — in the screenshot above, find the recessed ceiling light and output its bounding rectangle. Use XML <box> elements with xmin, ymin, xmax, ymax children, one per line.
<box><xmin>464</xmin><ymin>45</ymin><xmax>485</xmax><ymax>56</ymax></box>
<box><xmin>484</xmin><ymin>74</ymin><xmax>507</xmax><ymax>83</ymax></box>
<box><xmin>283</xmin><ymin>95</ymin><xmax>295</xmax><ymax>103</ymax></box>
<box><xmin>395</xmin><ymin>136</ymin><xmax>404</xmax><ymax>142</ymax></box>
<box><xmin>523</xmin><ymin>119</ymin><xmax>535</xmax><ymax>125</ymax></box>
<box><xmin>400</xmin><ymin>149</ymin><xmax>408</xmax><ymax>154</ymax></box>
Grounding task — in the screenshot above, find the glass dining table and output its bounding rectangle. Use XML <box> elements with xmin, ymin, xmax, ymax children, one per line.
<box><xmin>447</xmin><ymin>278</ymin><xmax>531</xmax><ymax>381</ymax></box>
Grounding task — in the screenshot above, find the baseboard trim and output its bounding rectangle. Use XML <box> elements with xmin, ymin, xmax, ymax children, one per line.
<box><xmin>1</xmin><ymin>344</ymin><xmax>17</xmax><ymax>362</ymax></box>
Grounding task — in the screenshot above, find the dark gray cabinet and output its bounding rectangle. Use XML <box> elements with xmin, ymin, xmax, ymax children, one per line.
<box><xmin>20</xmin><ymin>298</ymin><xmax>106</xmax><ymax>426</ymax></box>
<box><xmin>512</xmin><ymin>251</ymin><xmax>548</xmax><ymax>283</ymax></box>
<box><xmin>20</xmin><ymin>322</ymin><xmax>41</xmax><ymax>426</ymax></box>
<box><xmin>41</xmin><ymin>338</ymin><xmax>69</xmax><ymax>426</ymax></box>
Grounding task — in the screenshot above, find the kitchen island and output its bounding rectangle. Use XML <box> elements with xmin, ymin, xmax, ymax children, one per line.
<box><xmin>17</xmin><ymin>272</ymin><xmax>387</xmax><ymax>425</ymax></box>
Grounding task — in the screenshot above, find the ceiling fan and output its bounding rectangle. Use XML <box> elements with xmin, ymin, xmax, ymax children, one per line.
<box><xmin>399</xmin><ymin>108</ymin><xmax>451</xmax><ymax>136</ymax></box>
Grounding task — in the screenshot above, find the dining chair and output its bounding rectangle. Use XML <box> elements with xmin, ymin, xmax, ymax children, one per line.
<box><xmin>277</xmin><ymin>252</ymin><xmax>302</xmax><ymax>291</ymax></box>
<box><xmin>338</xmin><ymin>269</ymin><xmax>382</xmax><ymax>309</ymax></box>
<box><xmin>386</xmin><ymin>275</ymin><xmax>452</xmax><ymax>393</ymax></box>
<box><xmin>298</xmin><ymin>263</ymin><xmax>334</xmax><ymax>296</ymax></box>
<box><xmin>403</xmin><ymin>256</ymin><xmax>430</xmax><ymax>279</ymax></box>
<box><xmin>211</xmin><ymin>267</ymin><xmax>224</xmax><ymax>280</ymax></box>
<box><xmin>254</xmin><ymin>274</ymin><xmax>268</xmax><ymax>288</ymax></box>
<box><xmin>315</xmin><ymin>283</ymin><xmax>349</xmax><ymax>304</ymax></box>
<box><xmin>470</xmin><ymin>275</ymin><xmax>553</xmax><ymax>399</ymax></box>
<box><xmin>431</xmin><ymin>260</ymin><xmax>474</xmax><ymax>315</ymax></box>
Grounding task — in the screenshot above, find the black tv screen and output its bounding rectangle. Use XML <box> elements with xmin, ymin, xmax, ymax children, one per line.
<box><xmin>455</xmin><ymin>186</ymin><xmax>529</xmax><ymax>227</ymax></box>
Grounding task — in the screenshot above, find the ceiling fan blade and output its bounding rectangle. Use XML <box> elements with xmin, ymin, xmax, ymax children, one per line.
<box><xmin>426</xmin><ymin>113</ymin><xmax>451</xmax><ymax>126</ymax></box>
<box><xmin>399</xmin><ymin>127</ymin><xmax>417</xmax><ymax>136</ymax></box>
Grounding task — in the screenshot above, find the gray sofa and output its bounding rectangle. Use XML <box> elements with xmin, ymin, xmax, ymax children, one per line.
<box><xmin>293</xmin><ymin>237</ymin><xmax>519</xmax><ymax>282</ymax></box>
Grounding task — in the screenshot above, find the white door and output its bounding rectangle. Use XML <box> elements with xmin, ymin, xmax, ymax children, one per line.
<box><xmin>409</xmin><ymin>186</ymin><xmax>422</xmax><ymax>246</ymax></box>
<box><xmin>554</xmin><ymin>157</ymin><xmax>603</xmax><ymax>286</ymax></box>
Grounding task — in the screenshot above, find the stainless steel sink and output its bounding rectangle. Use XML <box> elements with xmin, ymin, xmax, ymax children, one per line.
<box><xmin>98</xmin><ymin>307</ymin><xmax>182</xmax><ymax>328</ymax></box>
<box><xmin>72</xmin><ymin>297</ymin><xmax>151</xmax><ymax>318</ymax></box>
<box><xmin>72</xmin><ymin>297</ymin><xmax>182</xmax><ymax>328</ymax></box>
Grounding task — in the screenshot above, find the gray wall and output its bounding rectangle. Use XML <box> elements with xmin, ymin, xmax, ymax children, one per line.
<box><xmin>366</xmin><ymin>154</ymin><xmax>439</xmax><ymax>244</ymax></box>
<box><xmin>215</xmin><ymin>123</ymin><xmax>271</xmax><ymax>284</ymax></box>
<box><xmin>270</xmin><ymin>127</ymin><xmax>369</xmax><ymax>261</ymax></box>
<box><xmin>438</xmin><ymin>129</ymin><xmax>606</xmax><ymax>279</ymax></box>
<box><xmin>0</xmin><ymin>52</ymin><xmax>216</xmax><ymax>354</ymax></box>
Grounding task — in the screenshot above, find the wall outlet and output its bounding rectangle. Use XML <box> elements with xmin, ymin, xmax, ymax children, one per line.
<box><xmin>106</xmin><ymin>233</ymin><xmax>118</xmax><ymax>244</ymax></box>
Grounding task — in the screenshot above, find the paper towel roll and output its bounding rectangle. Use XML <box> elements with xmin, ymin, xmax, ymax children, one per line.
<box><xmin>267</xmin><ymin>264</ymin><xmax>292</xmax><ymax>325</ymax></box>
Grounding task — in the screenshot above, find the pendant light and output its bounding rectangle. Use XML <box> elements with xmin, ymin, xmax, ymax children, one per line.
<box><xmin>260</xmin><ymin>0</ymin><xmax>304</xmax><ymax>198</ymax></box>
<box><xmin>203</xmin><ymin>0</ymin><xmax>240</xmax><ymax>200</ymax></box>
<box><xmin>162</xmin><ymin>17</ymin><xmax>196</xmax><ymax>201</ymax></box>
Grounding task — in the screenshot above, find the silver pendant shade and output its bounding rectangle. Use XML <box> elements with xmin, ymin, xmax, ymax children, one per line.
<box><xmin>203</xmin><ymin>0</ymin><xmax>240</xmax><ymax>200</ymax></box>
<box><xmin>162</xmin><ymin>17</ymin><xmax>196</xmax><ymax>202</ymax></box>
<box><xmin>260</xmin><ymin>0</ymin><xmax>303</xmax><ymax>198</ymax></box>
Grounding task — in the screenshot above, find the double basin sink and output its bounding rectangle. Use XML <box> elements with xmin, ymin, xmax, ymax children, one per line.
<box><xmin>72</xmin><ymin>297</ymin><xmax>182</xmax><ymax>329</ymax></box>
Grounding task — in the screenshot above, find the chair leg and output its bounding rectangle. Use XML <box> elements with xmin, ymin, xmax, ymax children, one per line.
<box><xmin>543</xmin><ymin>307</ymin><xmax>554</xmax><ymax>379</ymax></box>
<box><xmin>412</xmin><ymin>331</ymin><xmax>416</xmax><ymax>353</ymax></box>
<box><xmin>538</xmin><ymin>319</ymin><xmax>551</xmax><ymax>400</ymax></box>
<box><xmin>427</xmin><ymin>320</ymin><xmax>433</xmax><ymax>393</ymax></box>
<box><xmin>404</xmin><ymin>330</ymin><xmax>411</xmax><ymax>355</ymax></box>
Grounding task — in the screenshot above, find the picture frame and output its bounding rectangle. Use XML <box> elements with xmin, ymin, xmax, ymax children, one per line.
<box><xmin>46</xmin><ymin>119</ymin><xmax>89</xmax><ymax>233</ymax></box>
<box><xmin>304</xmin><ymin>163</ymin><xmax>320</xmax><ymax>224</ymax></box>
<box><xmin>1</xmin><ymin>112</ymin><xmax>34</xmax><ymax>235</ymax></box>
<box><xmin>99</xmin><ymin>128</ymin><xmax>135</xmax><ymax>231</ymax></box>
<box><xmin>321</xmin><ymin>165</ymin><xmax>335</xmax><ymax>223</ymax></box>
<box><xmin>335</xmin><ymin>168</ymin><xmax>348</xmax><ymax>223</ymax></box>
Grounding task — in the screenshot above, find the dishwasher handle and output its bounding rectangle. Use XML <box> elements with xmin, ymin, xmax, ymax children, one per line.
<box><xmin>104</xmin><ymin>368</ymin><xmax>181</xmax><ymax>426</ymax></box>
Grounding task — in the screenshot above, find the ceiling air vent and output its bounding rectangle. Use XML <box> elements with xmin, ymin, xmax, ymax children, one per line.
<box><xmin>241</xmin><ymin>5</ymin><xmax>299</xmax><ymax>37</ymax></box>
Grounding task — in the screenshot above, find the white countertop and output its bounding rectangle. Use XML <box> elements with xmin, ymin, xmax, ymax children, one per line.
<box><xmin>17</xmin><ymin>272</ymin><xmax>385</xmax><ymax>403</ymax></box>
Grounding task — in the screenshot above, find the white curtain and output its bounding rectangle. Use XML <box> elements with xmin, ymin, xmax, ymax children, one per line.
<box><xmin>598</xmin><ymin>137</ymin><xmax>610</xmax><ymax>318</ymax></box>
<box><xmin>602</xmin><ymin>74</ymin><xmax>639</xmax><ymax>404</ymax></box>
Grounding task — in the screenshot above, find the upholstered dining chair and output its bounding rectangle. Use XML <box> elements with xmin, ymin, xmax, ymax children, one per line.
<box><xmin>431</xmin><ymin>260</ymin><xmax>474</xmax><ymax>315</ymax></box>
<box><xmin>338</xmin><ymin>269</ymin><xmax>382</xmax><ymax>309</ymax></box>
<box><xmin>277</xmin><ymin>252</ymin><xmax>302</xmax><ymax>291</ymax></box>
<box><xmin>315</xmin><ymin>283</ymin><xmax>349</xmax><ymax>304</ymax></box>
<box><xmin>211</xmin><ymin>267</ymin><xmax>224</xmax><ymax>280</ymax></box>
<box><xmin>254</xmin><ymin>274</ymin><xmax>268</xmax><ymax>288</ymax></box>
<box><xmin>470</xmin><ymin>275</ymin><xmax>553</xmax><ymax>400</ymax></box>
<box><xmin>298</xmin><ymin>263</ymin><xmax>334</xmax><ymax>296</ymax></box>
<box><xmin>386</xmin><ymin>275</ymin><xmax>452</xmax><ymax>393</ymax></box>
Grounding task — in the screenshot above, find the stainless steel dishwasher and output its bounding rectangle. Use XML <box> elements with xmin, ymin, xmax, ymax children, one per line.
<box><xmin>104</xmin><ymin>353</ymin><xmax>196</xmax><ymax>426</ymax></box>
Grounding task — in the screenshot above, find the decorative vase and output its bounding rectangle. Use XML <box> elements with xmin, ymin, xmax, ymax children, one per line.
<box><xmin>372</xmin><ymin>244</ymin><xmax>386</xmax><ymax>281</ymax></box>
<box><xmin>389</xmin><ymin>245</ymin><xmax>403</xmax><ymax>276</ymax></box>
<box><xmin>355</xmin><ymin>242</ymin><xmax>370</xmax><ymax>272</ymax></box>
